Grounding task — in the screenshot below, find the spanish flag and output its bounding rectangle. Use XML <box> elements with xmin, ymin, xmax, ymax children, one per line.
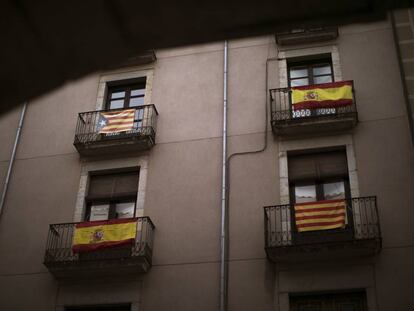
<box><xmin>294</xmin><ymin>199</ymin><xmax>346</xmax><ymax>232</ymax></box>
<box><xmin>292</xmin><ymin>81</ymin><xmax>353</xmax><ymax>110</ymax></box>
<box><xmin>72</xmin><ymin>218</ymin><xmax>137</xmax><ymax>253</ymax></box>
<box><xmin>97</xmin><ymin>109</ymin><xmax>135</xmax><ymax>134</ymax></box>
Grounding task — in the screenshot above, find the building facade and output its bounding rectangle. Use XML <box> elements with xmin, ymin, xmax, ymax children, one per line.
<box><xmin>0</xmin><ymin>10</ymin><xmax>414</xmax><ymax>311</ymax></box>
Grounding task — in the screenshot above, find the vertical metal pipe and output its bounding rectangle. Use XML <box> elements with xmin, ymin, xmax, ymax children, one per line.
<box><xmin>0</xmin><ymin>102</ymin><xmax>27</xmax><ymax>218</ymax></box>
<box><xmin>220</xmin><ymin>40</ymin><xmax>228</xmax><ymax>311</ymax></box>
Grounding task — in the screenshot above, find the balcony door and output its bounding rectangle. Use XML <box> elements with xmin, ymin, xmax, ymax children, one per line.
<box><xmin>106</xmin><ymin>79</ymin><xmax>146</xmax><ymax>110</ymax></box>
<box><xmin>82</xmin><ymin>170</ymin><xmax>139</xmax><ymax>259</ymax></box>
<box><xmin>287</xmin><ymin>56</ymin><xmax>335</xmax><ymax>118</ymax></box>
<box><xmin>106</xmin><ymin>78</ymin><xmax>147</xmax><ymax>130</ymax></box>
<box><xmin>288</xmin><ymin>148</ymin><xmax>354</xmax><ymax>245</ymax></box>
<box><xmin>288</xmin><ymin>59</ymin><xmax>333</xmax><ymax>87</ymax></box>
<box><xmin>85</xmin><ymin>170</ymin><xmax>139</xmax><ymax>222</ymax></box>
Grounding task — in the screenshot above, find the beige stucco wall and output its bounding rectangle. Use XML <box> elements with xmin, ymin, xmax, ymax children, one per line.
<box><xmin>0</xmin><ymin>17</ymin><xmax>413</xmax><ymax>311</ymax></box>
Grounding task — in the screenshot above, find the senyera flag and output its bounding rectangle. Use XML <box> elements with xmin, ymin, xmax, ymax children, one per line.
<box><xmin>294</xmin><ymin>199</ymin><xmax>346</xmax><ymax>232</ymax></box>
<box><xmin>97</xmin><ymin>109</ymin><xmax>135</xmax><ymax>134</ymax></box>
<box><xmin>291</xmin><ymin>81</ymin><xmax>353</xmax><ymax>110</ymax></box>
<box><xmin>72</xmin><ymin>218</ymin><xmax>137</xmax><ymax>253</ymax></box>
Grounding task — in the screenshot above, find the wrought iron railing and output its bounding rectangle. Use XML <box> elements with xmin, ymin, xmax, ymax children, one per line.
<box><xmin>74</xmin><ymin>105</ymin><xmax>158</xmax><ymax>146</ymax></box>
<box><xmin>44</xmin><ymin>217</ymin><xmax>155</xmax><ymax>264</ymax></box>
<box><xmin>264</xmin><ymin>196</ymin><xmax>381</xmax><ymax>248</ymax></box>
<box><xmin>269</xmin><ymin>81</ymin><xmax>357</xmax><ymax>125</ymax></box>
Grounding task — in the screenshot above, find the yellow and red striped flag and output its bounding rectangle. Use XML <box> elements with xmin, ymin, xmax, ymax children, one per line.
<box><xmin>97</xmin><ymin>109</ymin><xmax>135</xmax><ymax>134</ymax></box>
<box><xmin>294</xmin><ymin>199</ymin><xmax>346</xmax><ymax>232</ymax></box>
<box><xmin>72</xmin><ymin>218</ymin><xmax>137</xmax><ymax>253</ymax></box>
<box><xmin>292</xmin><ymin>81</ymin><xmax>353</xmax><ymax>110</ymax></box>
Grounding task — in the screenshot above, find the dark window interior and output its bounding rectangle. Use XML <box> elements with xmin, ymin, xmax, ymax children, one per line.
<box><xmin>85</xmin><ymin>170</ymin><xmax>139</xmax><ymax>221</ymax></box>
<box><xmin>290</xmin><ymin>291</ymin><xmax>367</xmax><ymax>311</ymax></box>
<box><xmin>288</xmin><ymin>56</ymin><xmax>333</xmax><ymax>87</ymax></box>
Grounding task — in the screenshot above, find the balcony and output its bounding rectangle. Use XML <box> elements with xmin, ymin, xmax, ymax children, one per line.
<box><xmin>264</xmin><ymin>197</ymin><xmax>381</xmax><ymax>262</ymax></box>
<box><xmin>270</xmin><ymin>81</ymin><xmax>358</xmax><ymax>137</ymax></box>
<box><xmin>44</xmin><ymin>217</ymin><xmax>155</xmax><ymax>279</ymax></box>
<box><xmin>74</xmin><ymin>105</ymin><xmax>158</xmax><ymax>156</ymax></box>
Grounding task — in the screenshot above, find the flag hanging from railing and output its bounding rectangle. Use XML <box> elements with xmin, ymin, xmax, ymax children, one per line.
<box><xmin>72</xmin><ymin>218</ymin><xmax>137</xmax><ymax>253</ymax></box>
<box><xmin>97</xmin><ymin>109</ymin><xmax>135</xmax><ymax>134</ymax></box>
<box><xmin>291</xmin><ymin>81</ymin><xmax>353</xmax><ymax>110</ymax></box>
<box><xmin>294</xmin><ymin>199</ymin><xmax>346</xmax><ymax>232</ymax></box>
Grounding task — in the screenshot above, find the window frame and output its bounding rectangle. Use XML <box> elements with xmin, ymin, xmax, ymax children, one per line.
<box><xmin>287</xmin><ymin>148</ymin><xmax>355</xmax><ymax>244</ymax></box>
<box><xmin>289</xmin><ymin>177</ymin><xmax>351</xmax><ymax>204</ymax></box>
<box><xmin>84</xmin><ymin>169</ymin><xmax>139</xmax><ymax>222</ymax></box>
<box><xmin>105</xmin><ymin>78</ymin><xmax>147</xmax><ymax>111</ymax></box>
<box><xmin>84</xmin><ymin>197</ymin><xmax>138</xmax><ymax>221</ymax></box>
<box><xmin>287</xmin><ymin>57</ymin><xmax>334</xmax><ymax>88</ymax></box>
<box><xmin>287</xmin><ymin>56</ymin><xmax>337</xmax><ymax>118</ymax></box>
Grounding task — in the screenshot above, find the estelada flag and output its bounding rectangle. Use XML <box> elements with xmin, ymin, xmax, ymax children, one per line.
<box><xmin>72</xmin><ymin>218</ymin><xmax>137</xmax><ymax>253</ymax></box>
<box><xmin>294</xmin><ymin>199</ymin><xmax>346</xmax><ymax>232</ymax></box>
<box><xmin>291</xmin><ymin>81</ymin><xmax>353</xmax><ymax>110</ymax></box>
<box><xmin>97</xmin><ymin>109</ymin><xmax>135</xmax><ymax>134</ymax></box>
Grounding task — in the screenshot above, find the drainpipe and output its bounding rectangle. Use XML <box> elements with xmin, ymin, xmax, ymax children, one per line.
<box><xmin>0</xmin><ymin>103</ymin><xmax>27</xmax><ymax>218</ymax></box>
<box><xmin>219</xmin><ymin>41</ymin><xmax>272</xmax><ymax>311</ymax></box>
<box><xmin>219</xmin><ymin>40</ymin><xmax>228</xmax><ymax>311</ymax></box>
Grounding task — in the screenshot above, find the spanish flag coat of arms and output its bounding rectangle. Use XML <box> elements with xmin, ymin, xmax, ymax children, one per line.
<box><xmin>291</xmin><ymin>81</ymin><xmax>354</xmax><ymax>110</ymax></box>
<box><xmin>72</xmin><ymin>218</ymin><xmax>137</xmax><ymax>253</ymax></box>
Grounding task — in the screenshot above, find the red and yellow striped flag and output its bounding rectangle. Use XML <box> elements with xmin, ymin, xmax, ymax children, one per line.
<box><xmin>294</xmin><ymin>199</ymin><xmax>346</xmax><ymax>232</ymax></box>
<box><xmin>97</xmin><ymin>109</ymin><xmax>135</xmax><ymax>134</ymax></box>
<box><xmin>72</xmin><ymin>218</ymin><xmax>137</xmax><ymax>253</ymax></box>
<box><xmin>292</xmin><ymin>81</ymin><xmax>353</xmax><ymax>110</ymax></box>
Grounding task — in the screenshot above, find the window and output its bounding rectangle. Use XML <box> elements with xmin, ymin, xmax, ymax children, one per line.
<box><xmin>290</xmin><ymin>292</ymin><xmax>367</xmax><ymax>311</ymax></box>
<box><xmin>85</xmin><ymin>170</ymin><xmax>139</xmax><ymax>221</ymax></box>
<box><xmin>105</xmin><ymin>78</ymin><xmax>147</xmax><ymax>129</ymax></box>
<box><xmin>288</xmin><ymin>56</ymin><xmax>336</xmax><ymax>118</ymax></box>
<box><xmin>288</xmin><ymin>148</ymin><xmax>353</xmax><ymax>241</ymax></box>
<box><xmin>106</xmin><ymin>78</ymin><xmax>146</xmax><ymax>110</ymax></box>
<box><xmin>288</xmin><ymin>148</ymin><xmax>350</xmax><ymax>204</ymax></box>
<box><xmin>288</xmin><ymin>56</ymin><xmax>333</xmax><ymax>87</ymax></box>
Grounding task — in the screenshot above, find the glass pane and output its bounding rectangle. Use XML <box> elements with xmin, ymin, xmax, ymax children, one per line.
<box><xmin>313</xmin><ymin>65</ymin><xmax>331</xmax><ymax>75</ymax></box>
<box><xmin>290</xmin><ymin>68</ymin><xmax>308</xmax><ymax>79</ymax></box>
<box><xmin>115</xmin><ymin>202</ymin><xmax>135</xmax><ymax>219</ymax></box>
<box><xmin>295</xmin><ymin>185</ymin><xmax>317</xmax><ymax>203</ymax></box>
<box><xmin>323</xmin><ymin>181</ymin><xmax>345</xmax><ymax>200</ymax></box>
<box><xmin>110</xmin><ymin>99</ymin><xmax>124</xmax><ymax>109</ymax></box>
<box><xmin>131</xmin><ymin>89</ymin><xmax>145</xmax><ymax>96</ymax></box>
<box><xmin>314</xmin><ymin>75</ymin><xmax>332</xmax><ymax>84</ymax></box>
<box><xmin>110</xmin><ymin>91</ymin><xmax>125</xmax><ymax>99</ymax></box>
<box><xmin>290</xmin><ymin>78</ymin><xmax>309</xmax><ymax>87</ymax></box>
<box><xmin>89</xmin><ymin>204</ymin><xmax>110</xmax><ymax>221</ymax></box>
<box><xmin>129</xmin><ymin>97</ymin><xmax>145</xmax><ymax>107</ymax></box>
